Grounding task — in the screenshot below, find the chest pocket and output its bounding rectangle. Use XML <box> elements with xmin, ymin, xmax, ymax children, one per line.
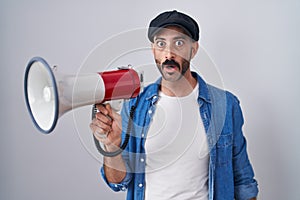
<box><xmin>216</xmin><ymin>133</ymin><xmax>233</xmax><ymax>166</ymax></box>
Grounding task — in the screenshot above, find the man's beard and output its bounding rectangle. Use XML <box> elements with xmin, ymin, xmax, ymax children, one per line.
<box><xmin>156</xmin><ymin>58</ymin><xmax>190</xmax><ymax>82</ymax></box>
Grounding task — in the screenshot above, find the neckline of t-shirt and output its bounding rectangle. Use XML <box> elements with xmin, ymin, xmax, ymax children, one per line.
<box><xmin>159</xmin><ymin>82</ymin><xmax>199</xmax><ymax>100</ymax></box>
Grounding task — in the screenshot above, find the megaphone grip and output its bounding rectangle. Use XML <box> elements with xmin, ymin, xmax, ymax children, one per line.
<box><xmin>92</xmin><ymin>104</ymin><xmax>136</xmax><ymax>157</ymax></box>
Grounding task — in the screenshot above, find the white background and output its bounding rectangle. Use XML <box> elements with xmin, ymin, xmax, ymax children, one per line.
<box><xmin>1</xmin><ymin>0</ymin><xmax>299</xmax><ymax>199</ymax></box>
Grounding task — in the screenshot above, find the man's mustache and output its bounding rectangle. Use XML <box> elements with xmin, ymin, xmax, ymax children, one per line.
<box><xmin>162</xmin><ymin>59</ymin><xmax>180</xmax><ymax>69</ymax></box>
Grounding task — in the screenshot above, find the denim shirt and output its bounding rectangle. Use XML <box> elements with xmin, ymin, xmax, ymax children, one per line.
<box><xmin>101</xmin><ymin>72</ymin><xmax>258</xmax><ymax>200</ymax></box>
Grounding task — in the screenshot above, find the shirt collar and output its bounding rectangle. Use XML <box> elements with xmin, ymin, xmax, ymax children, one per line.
<box><xmin>145</xmin><ymin>71</ymin><xmax>211</xmax><ymax>104</ymax></box>
<box><xmin>192</xmin><ymin>72</ymin><xmax>211</xmax><ymax>104</ymax></box>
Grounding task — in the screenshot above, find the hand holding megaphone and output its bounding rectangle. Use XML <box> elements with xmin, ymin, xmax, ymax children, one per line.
<box><xmin>90</xmin><ymin>103</ymin><xmax>122</xmax><ymax>152</ymax></box>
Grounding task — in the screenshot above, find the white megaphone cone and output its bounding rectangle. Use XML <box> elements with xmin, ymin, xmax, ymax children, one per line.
<box><xmin>24</xmin><ymin>57</ymin><xmax>142</xmax><ymax>134</ymax></box>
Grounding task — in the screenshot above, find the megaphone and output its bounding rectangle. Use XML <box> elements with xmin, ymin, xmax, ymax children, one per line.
<box><xmin>24</xmin><ymin>57</ymin><xmax>143</xmax><ymax>156</ymax></box>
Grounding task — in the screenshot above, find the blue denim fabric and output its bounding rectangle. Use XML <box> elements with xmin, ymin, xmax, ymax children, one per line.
<box><xmin>101</xmin><ymin>72</ymin><xmax>258</xmax><ymax>200</ymax></box>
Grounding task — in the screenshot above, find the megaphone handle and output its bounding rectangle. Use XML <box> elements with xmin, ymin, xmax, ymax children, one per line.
<box><xmin>92</xmin><ymin>104</ymin><xmax>136</xmax><ymax>157</ymax></box>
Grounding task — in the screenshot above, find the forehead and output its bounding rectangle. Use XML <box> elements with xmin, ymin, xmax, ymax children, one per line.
<box><xmin>154</xmin><ymin>26</ymin><xmax>190</xmax><ymax>40</ymax></box>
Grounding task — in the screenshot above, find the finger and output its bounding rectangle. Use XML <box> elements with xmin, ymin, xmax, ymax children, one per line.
<box><xmin>105</xmin><ymin>103</ymin><xmax>121</xmax><ymax>122</ymax></box>
<box><xmin>104</xmin><ymin>103</ymin><xmax>115</xmax><ymax>120</ymax></box>
<box><xmin>95</xmin><ymin>132</ymin><xmax>108</xmax><ymax>144</ymax></box>
<box><xmin>96</xmin><ymin>103</ymin><xmax>109</xmax><ymax>116</ymax></box>
<box><xmin>95</xmin><ymin>112</ymin><xmax>112</xmax><ymax>126</ymax></box>
<box><xmin>94</xmin><ymin>130</ymin><xmax>108</xmax><ymax>140</ymax></box>
<box><xmin>91</xmin><ymin>118</ymin><xmax>112</xmax><ymax>133</ymax></box>
<box><xmin>95</xmin><ymin>104</ymin><xmax>114</xmax><ymax>123</ymax></box>
<box><xmin>90</xmin><ymin>123</ymin><xmax>109</xmax><ymax>142</ymax></box>
<box><xmin>90</xmin><ymin>121</ymin><xmax>101</xmax><ymax>134</ymax></box>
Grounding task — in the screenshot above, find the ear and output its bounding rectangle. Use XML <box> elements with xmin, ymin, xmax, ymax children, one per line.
<box><xmin>191</xmin><ymin>42</ymin><xmax>199</xmax><ymax>59</ymax></box>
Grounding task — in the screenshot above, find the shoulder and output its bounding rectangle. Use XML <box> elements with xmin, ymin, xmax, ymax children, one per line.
<box><xmin>193</xmin><ymin>71</ymin><xmax>239</xmax><ymax>106</ymax></box>
<box><xmin>207</xmin><ymin>84</ymin><xmax>240</xmax><ymax>106</ymax></box>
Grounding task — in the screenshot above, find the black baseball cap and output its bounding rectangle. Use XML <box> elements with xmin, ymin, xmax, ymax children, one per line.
<box><xmin>148</xmin><ymin>10</ymin><xmax>200</xmax><ymax>42</ymax></box>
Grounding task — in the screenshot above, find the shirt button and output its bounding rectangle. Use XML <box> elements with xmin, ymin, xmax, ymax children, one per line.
<box><xmin>138</xmin><ymin>183</ymin><xmax>143</xmax><ymax>188</ymax></box>
<box><xmin>141</xmin><ymin>134</ymin><xmax>145</xmax><ymax>138</ymax></box>
<box><xmin>140</xmin><ymin>158</ymin><xmax>144</xmax><ymax>162</ymax></box>
<box><xmin>148</xmin><ymin>110</ymin><xmax>152</xmax><ymax>114</ymax></box>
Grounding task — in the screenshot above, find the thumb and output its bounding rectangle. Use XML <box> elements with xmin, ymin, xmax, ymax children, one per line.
<box><xmin>105</xmin><ymin>103</ymin><xmax>122</xmax><ymax>131</ymax></box>
<box><xmin>105</xmin><ymin>103</ymin><xmax>119</xmax><ymax>120</ymax></box>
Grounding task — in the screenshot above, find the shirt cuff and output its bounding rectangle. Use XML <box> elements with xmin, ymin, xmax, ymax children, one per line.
<box><xmin>235</xmin><ymin>180</ymin><xmax>259</xmax><ymax>200</ymax></box>
<box><xmin>100</xmin><ymin>166</ymin><xmax>132</xmax><ymax>192</ymax></box>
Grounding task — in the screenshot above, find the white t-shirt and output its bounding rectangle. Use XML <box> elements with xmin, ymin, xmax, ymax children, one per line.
<box><xmin>145</xmin><ymin>83</ymin><xmax>209</xmax><ymax>200</ymax></box>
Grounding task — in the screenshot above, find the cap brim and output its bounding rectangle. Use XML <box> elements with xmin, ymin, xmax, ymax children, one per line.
<box><xmin>149</xmin><ymin>23</ymin><xmax>193</xmax><ymax>42</ymax></box>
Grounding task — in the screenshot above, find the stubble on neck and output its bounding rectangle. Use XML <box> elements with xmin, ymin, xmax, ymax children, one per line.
<box><xmin>160</xmin><ymin>70</ymin><xmax>197</xmax><ymax>97</ymax></box>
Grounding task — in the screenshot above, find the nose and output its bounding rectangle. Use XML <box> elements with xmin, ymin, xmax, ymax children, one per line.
<box><xmin>164</xmin><ymin>46</ymin><xmax>175</xmax><ymax>60</ymax></box>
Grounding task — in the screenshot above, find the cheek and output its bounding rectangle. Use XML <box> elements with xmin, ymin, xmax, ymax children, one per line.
<box><xmin>174</xmin><ymin>46</ymin><xmax>192</xmax><ymax>59</ymax></box>
<box><xmin>155</xmin><ymin>59</ymin><xmax>160</xmax><ymax>65</ymax></box>
<box><xmin>153</xmin><ymin>50</ymin><xmax>163</xmax><ymax>64</ymax></box>
<box><xmin>180</xmin><ymin>51</ymin><xmax>192</xmax><ymax>61</ymax></box>
<box><xmin>178</xmin><ymin>50</ymin><xmax>192</xmax><ymax>63</ymax></box>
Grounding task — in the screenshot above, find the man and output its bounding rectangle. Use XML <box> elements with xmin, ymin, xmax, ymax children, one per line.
<box><xmin>90</xmin><ymin>10</ymin><xmax>258</xmax><ymax>200</ymax></box>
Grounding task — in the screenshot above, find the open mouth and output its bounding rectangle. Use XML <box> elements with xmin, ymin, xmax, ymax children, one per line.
<box><xmin>163</xmin><ymin>63</ymin><xmax>180</xmax><ymax>72</ymax></box>
<box><xmin>161</xmin><ymin>59</ymin><xmax>181</xmax><ymax>74</ymax></box>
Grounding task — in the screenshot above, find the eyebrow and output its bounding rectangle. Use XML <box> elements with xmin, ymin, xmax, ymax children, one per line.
<box><xmin>154</xmin><ymin>36</ymin><xmax>188</xmax><ymax>41</ymax></box>
<box><xmin>154</xmin><ymin>37</ymin><xmax>166</xmax><ymax>41</ymax></box>
<box><xmin>173</xmin><ymin>36</ymin><xmax>188</xmax><ymax>40</ymax></box>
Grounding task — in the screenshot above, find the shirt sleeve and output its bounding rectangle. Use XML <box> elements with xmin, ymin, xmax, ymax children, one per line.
<box><xmin>100</xmin><ymin>166</ymin><xmax>132</xmax><ymax>192</ymax></box>
<box><xmin>100</xmin><ymin>100</ymin><xmax>134</xmax><ymax>192</ymax></box>
<box><xmin>232</xmin><ymin>96</ymin><xmax>259</xmax><ymax>199</ymax></box>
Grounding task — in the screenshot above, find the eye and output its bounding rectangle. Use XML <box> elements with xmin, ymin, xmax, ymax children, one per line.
<box><xmin>156</xmin><ymin>41</ymin><xmax>166</xmax><ymax>48</ymax></box>
<box><xmin>175</xmin><ymin>40</ymin><xmax>184</xmax><ymax>47</ymax></box>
